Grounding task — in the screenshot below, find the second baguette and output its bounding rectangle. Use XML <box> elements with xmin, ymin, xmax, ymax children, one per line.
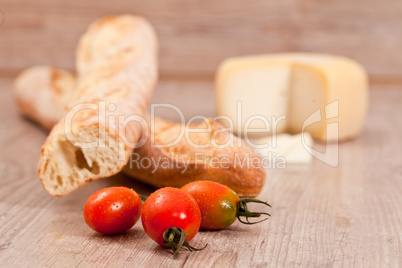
<box><xmin>124</xmin><ymin>117</ymin><xmax>266</xmax><ymax>197</ymax></box>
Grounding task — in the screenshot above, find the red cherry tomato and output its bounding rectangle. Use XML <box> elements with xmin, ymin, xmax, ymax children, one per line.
<box><xmin>181</xmin><ymin>181</ymin><xmax>271</xmax><ymax>230</ymax></box>
<box><xmin>141</xmin><ymin>187</ymin><xmax>204</xmax><ymax>258</ymax></box>
<box><xmin>83</xmin><ymin>187</ymin><xmax>142</xmax><ymax>235</ymax></box>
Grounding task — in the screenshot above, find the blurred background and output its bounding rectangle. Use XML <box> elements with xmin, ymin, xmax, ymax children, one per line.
<box><xmin>0</xmin><ymin>0</ymin><xmax>402</xmax><ymax>86</ymax></box>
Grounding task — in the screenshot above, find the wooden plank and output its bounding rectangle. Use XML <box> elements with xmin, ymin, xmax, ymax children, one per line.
<box><xmin>0</xmin><ymin>0</ymin><xmax>402</xmax><ymax>84</ymax></box>
<box><xmin>0</xmin><ymin>77</ymin><xmax>401</xmax><ymax>266</ymax></box>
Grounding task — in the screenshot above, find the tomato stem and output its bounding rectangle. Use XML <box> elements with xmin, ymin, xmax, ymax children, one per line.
<box><xmin>162</xmin><ymin>227</ymin><xmax>207</xmax><ymax>259</ymax></box>
<box><xmin>237</xmin><ymin>198</ymin><xmax>272</xmax><ymax>225</ymax></box>
<box><xmin>168</xmin><ymin>232</ymin><xmax>175</xmax><ymax>242</ymax></box>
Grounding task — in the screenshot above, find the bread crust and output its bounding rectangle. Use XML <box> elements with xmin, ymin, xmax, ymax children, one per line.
<box><xmin>14</xmin><ymin>66</ymin><xmax>76</xmax><ymax>130</ymax></box>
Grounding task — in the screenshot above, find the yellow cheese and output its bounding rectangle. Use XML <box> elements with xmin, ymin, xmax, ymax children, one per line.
<box><xmin>215</xmin><ymin>53</ymin><xmax>368</xmax><ymax>142</ymax></box>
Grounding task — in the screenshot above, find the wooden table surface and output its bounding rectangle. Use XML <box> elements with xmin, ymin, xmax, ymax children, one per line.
<box><xmin>0</xmin><ymin>77</ymin><xmax>401</xmax><ymax>267</ymax></box>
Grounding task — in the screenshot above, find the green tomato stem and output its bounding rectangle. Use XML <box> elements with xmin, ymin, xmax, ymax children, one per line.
<box><xmin>168</xmin><ymin>232</ymin><xmax>175</xmax><ymax>242</ymax></box>
<box><xmin>162</xmin><ymin>227</ymin><xmax>207</xmax><ymax>259</ymax></box>
<box><xmin>236</xmin><ymin>198</ymin><xmax>272</xmax><ymax>225</ymax></box>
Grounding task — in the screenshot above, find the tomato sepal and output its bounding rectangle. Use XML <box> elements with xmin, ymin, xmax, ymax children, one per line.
<box><xmin>162</xmin><ymin>227</ymin><xmax>207</xmax><ymax>259</ymax></box>
<box><xmin>237</xmin><ymin>198</ymin><xmax>272</xmax><ymax>225</ymax></box>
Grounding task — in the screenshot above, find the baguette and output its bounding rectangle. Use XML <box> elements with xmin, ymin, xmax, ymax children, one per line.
<box><xmin>124</xmin><ymin>117</ymin><xmax>266</xmax><ymax>197</ymax></box>
<box><xmin>15</xmin><ymin>66</ymin><xmax>266</xmax><ymax>197</ymax></box>
<box><xmin>37</xmin><ymin>15</ymin><xmax>158</xmax><ymax>196</ymax></box>
<box><xmin>14</xmin><ymin>66</ymin><xmax>76</xmax><ymax>130</ymax></box>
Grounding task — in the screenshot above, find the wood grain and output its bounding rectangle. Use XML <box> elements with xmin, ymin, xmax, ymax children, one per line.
<box><xmin>0</xmin><ymin>0</ymin><xmax>402</xmax><ymax>84</ymax></box>
<box><xmin>0</xmin><ymin>2</ymin><xmax>401</xmax><ymax>265</ymax></box>
<box><xmin>0</xmin><ymin>76</ymin><xmax>401</xmax><ymax>267</ymax></box>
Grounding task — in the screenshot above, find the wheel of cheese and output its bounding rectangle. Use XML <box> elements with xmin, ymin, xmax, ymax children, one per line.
<box><xmin>215</xmin><ymin>53</ymin><xmax>368</xmax><ymax>142</ymax></box>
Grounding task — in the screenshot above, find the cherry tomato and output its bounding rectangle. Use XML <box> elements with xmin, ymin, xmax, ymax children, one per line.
<box><xmin>181</xmin><ymin>180</ymin><xmax>271</xmax><ymax>230</ymax></box>
<box><xmin>141</xmin><ymin>187</ymin><xmax>204</xmax><ymax>258</ymax></box>
<box><xmin>83</xmin><ymin>187</ymin><xmax>142</xmax><ymax>235</ymax></box>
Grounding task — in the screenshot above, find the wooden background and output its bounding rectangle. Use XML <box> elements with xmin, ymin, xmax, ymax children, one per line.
<box><xmin>0</xmin><ymin>0</ymin><xmax>402</xmax><ymax>85</ymax></box>
<box><xmin>1</xmin><ymin>1</ymin><xmax>402</xmax><ymax>267</ymax></box>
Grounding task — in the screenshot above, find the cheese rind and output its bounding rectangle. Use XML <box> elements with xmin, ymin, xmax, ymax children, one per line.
<box><xmin>215</xmin><ymin>53</ymin><xmax>368</xmax><ymax>142</ymax></box>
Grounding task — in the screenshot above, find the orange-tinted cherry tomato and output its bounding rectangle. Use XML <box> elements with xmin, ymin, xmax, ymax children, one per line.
<box><xmin>181</xmin><ymin>181</ymin><xmax>271</xmax><ymax>230</ymax></box>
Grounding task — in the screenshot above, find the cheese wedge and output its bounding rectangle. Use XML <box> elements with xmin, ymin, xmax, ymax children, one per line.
<box><xmin>215</xmin><ymin>53</ymin><xmax>369</xmax><ymax>142</ymax></box>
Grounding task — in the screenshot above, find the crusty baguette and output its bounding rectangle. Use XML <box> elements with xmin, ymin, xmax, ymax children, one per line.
<box><xmin>14</xmin><ymin>66</ymin><xmax>266</xmax><ymax>197</ymax></box>
<box><xmin>124</xmin><ymin>117</ymin><xmax>266</xmax><ymax>197</ymax></box>
<box><xmin>38</xmin><ymin>15</ymin><xmax>158</xmax><ymax>196</ymax></box>
<box><xmin>14</xmin><ymin>66</ymin><xmax>76</xmax><ymax>130</ymax></box>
